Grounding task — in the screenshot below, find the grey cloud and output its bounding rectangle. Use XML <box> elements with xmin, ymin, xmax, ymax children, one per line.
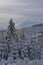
<box><xmin>0</xmin><ymin>0</ymin><xmax>43</xmax><ymax>29</ymax></box>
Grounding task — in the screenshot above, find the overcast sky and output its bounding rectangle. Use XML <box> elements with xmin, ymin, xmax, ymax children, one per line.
<box><xmin>0</xmin><ymin>0</ymin><xmax>43</xmax><ymax>29</ymax></box>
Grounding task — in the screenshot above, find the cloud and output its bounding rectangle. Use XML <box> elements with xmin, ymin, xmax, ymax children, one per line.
<box><xmin>0</xmin><ymin>0</ymin><xmax>43</xmax><ymax>29</ymax></box>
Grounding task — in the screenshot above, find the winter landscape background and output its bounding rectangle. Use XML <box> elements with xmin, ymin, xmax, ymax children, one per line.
<box><xmin>0</xmin><ymin>19</ymin><xmax>43</xmax><ymax>65</ymax></box>
<box><xmin>0</xmin><ymin>0</ymin><xmax>43</xmax><ymax>65</ymax></box>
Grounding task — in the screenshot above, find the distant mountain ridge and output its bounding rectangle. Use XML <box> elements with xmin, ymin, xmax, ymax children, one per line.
<box><xmin>32</xmin><ymin>23</ymin><xmax>43</xmax><ymax>27</ymax></box>
<box><xmin>20</xmin><ymin>21</ymin><xmax>43</xmax><ymax>28</ymax></box>
<box><xmin>19</xmin><ymin>23</ymin><xmax>43</xmax><ymax>37</ymax></box>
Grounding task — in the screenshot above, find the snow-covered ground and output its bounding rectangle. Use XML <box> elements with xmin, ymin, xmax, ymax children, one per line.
<box><xmin>0</xmin><ymin>59</ymin><xmax>43</xmax><ymax>65</ymax></box>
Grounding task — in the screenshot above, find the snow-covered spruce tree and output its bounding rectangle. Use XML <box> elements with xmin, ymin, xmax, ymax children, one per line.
<box><xmin>19</xmin><ymin>32</ymin><xmax>29</xmax><ymax>60</ymax></box>
<box><xmin>5</xmin><ymin>19</ymin><xmax>19</xmax><ymax>60</ymax></box>
<box><xmin>29</xmin><ymin>37</ymin><xmax>37</xmax><ymax>60</ymax></box>
<box><xmin>17</xmin><ymin>32</ymin><xmax>26</xmax><ymax>60</ymax></box>
<box><xmin>6</xmin><ymin>19</ymin><xmax>18</xmax><ymax>42</ymax></box>
<box><xmin>30</xmin><ymin>34</ymin><xmax>41</xmax><ymax>60</ymax></box>
<box><xmin>20</xmin><ymin>32</ymin><xmax>26</xmax><ymax>41</ymax></box>
<box><xmin>35</xmin><ymin>31</ymin><xmax>43</xmax><ymax>59</ymax></box>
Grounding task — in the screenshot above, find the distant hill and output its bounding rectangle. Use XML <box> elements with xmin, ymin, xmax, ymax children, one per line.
<box><xmin>19</xmin><ymin>23</ymin><xmax>43</xmax><ymax>37</ymax></box>
<box><xmin>20</xmin><ymin>21</ymin><xmax>36</xmax><ymax>28</ymax></box>
<box><xmin>32</xmin><ymin>23</ymin><xmax>43</xmax><ymax>27</ymax></box>
<box><xmin>20</xmin><ymin>21</ymin><xmax>43</xmax><ymax>28</ymax></box>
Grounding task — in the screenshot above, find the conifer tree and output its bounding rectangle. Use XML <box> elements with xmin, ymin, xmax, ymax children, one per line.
<box><xmin>5</xmin><ymin>19</ymin><xmax>19</xmax><ymax>60</ymax></box>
